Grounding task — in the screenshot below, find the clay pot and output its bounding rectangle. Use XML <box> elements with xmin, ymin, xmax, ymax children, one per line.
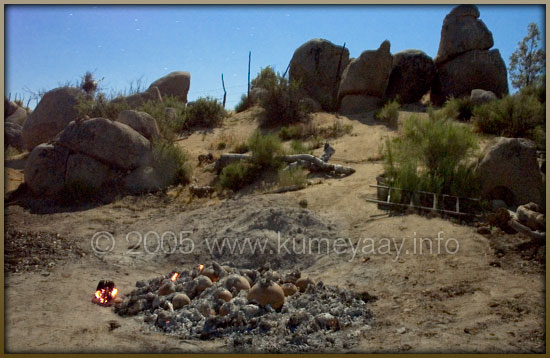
<box><xmin>172</xmin><ymin>293</ymin><xmax>191</xmax><ymax>309</ymax></box>
<box><xmin>223</xmin><ymin>274</ymin><xmax>251</xmax><ymax>293</ymax></box>
<box><xmin>281</xmin><ymin>283</ymin><xmax>298</xmax><ymax>297</ymax></box>
<box><xmin>296</xmin><ymin>277</ymin><xmax>314</xmax><ymax>293</ymax></box>
<box><xmin>158</xmin><ymin>281</ymin><xmax>176</xmax><ymax>296</ymax></box>
<box><xmin>201</xmin><ymin>267</ymin><xmax>218</xmax><ymax>282</ymax></box>
<box><xmin>194</xmin><ymin>275</ymin><xmax>213</xmax><ymax>295</ymax></box>
<box><xmin>247</xmin><ymin>280</ymin><xmax>285</xmax><ymax>310</ymax></box>
<box><xmin>215</xmin><ymin>288</ymin><xmax>233</xmax><ymax>302</ymax></box>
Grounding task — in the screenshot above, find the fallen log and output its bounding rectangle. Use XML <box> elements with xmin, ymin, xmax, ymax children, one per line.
<box><xmin>215</xmin><ymin>153</ymin><xmax>355</xmax><ymax>176</ymax></box>
<box><xmin>508</xmin><ymin>218</ymin><xmax>546</xmax><ymax>241</ymax></box>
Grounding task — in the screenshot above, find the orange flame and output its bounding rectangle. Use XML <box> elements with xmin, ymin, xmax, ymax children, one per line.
<box><xmin>198</xmin><ymin>264</ymin><xmax>204</xmax><ymax>272</ymax></box>
<box><xmin>94</xmin><ymin>287</ymin><xmax>118</xmax><ymax>305</ymax></box>
<box><xmin>171</xmin><ymin>272</ymin><xmax>179</xmax><ymax>281</ymax></box>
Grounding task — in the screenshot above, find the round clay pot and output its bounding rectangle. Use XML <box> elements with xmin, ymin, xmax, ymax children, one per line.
<box><xmin>247</xmin><ymin>280</ymin><xmax>285</xmax><ymax>310</ymax></box>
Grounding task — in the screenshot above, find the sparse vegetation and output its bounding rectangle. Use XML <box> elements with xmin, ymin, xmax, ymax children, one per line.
<box><xmin>277</xmin><ymin>166</ymin><xmax>308</xmax><ymax>188</ymax></box>
<box><xmin>185</xmin><ymin>96</ymin><xmax>227</xmax><ymax>128</ymax></box>
<box><xmin>75</xmin><ymin>92</ymin><xmax>130</xmax><ymax>120</ymax></box>
<box><xmin>218</xmin><ymin>161</ymin><xmax>258</xmax><ymax>191</ymax></box>
<box><xmin>440</xmin><ymin>97</ymin><xmax>474</xmax><ymax>121</ymax></box>
<box><xmin>508</xmin><ymin>22</ymin><xmax>546</xmax><ymax>90</ymax></box>
<box><xmin>472</xmin><ymin>91</ymin><xmax>545</xmax><ymax>142</ymax></box>
<box><xmin>375</xmin><ymin>100</ymin><xmax>400</xmax><ymax>127</ymax></box>
<box><xmin>139</xmin><ymin>96</ymin><xmax>187</xmax><ymax>141</ymax></box>
<box><xmin>235</xmin><ymin>93</ymin><xmax>253</xmax><ymax>113</ymax></box>
<box><xmin>259</xmin><ymin>69</ymin><xmax>311</xmax><ymax>127</ymax></box>
<box><xmin>247</xmin><ymin>131</ymin><xmax>284</xmax><ymax>169</ymax></box>
<box><xmin>151</xmin><ymin>139</ymin><xmax>192</xmax><ymax>187</ymax></box>
<box><xmin>279</xmin><ymin>120</ymin><xmax>352</xmax><ymax>141</ymax></box>
<box><xmin>382</xmin><ymin>110</ymin><xmax>480</xmax><ymax>201</ymax></box>
<box><xmin>289</xmin><ymin>140</ymin><xmax>312</xmax><ymax>155</ymax></box>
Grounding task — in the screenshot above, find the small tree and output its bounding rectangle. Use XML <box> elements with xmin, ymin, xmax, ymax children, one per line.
<box><xmin>508</xmin><ymin>23</ymin><xmax>546</xmax><ymax>90</ymax></box>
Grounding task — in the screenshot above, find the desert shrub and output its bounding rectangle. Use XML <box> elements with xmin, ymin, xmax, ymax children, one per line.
<box><xmin>139</xmin><ymin>96</ymin><xmax>187</xmax><ymax>141</ymax></box>
<box><xmin>472</xmin><ymin>92</ymin><xmax>544</xmax><ymax>140</ymax></box>
<box><xmin>259</xmin><ymin>71</ymin><xmax>311</xmax><ymax>127</ymax></box>
<box><xmin>289</xmin><ymin>140</ymin><xmax>312</xmax><ymax>155</ymax></box>
<box><xmin>233</xmin><ymin>142</ymin><xmax>250</xmax><ymax>154</ymax></box>
<box><xmin>185</xmin><ymin>96</ymin><xmax>227</xmax><ymax>128</ymax></box>
<box><xmin>247</xmin><ymin>131</ymin><xmax>284</xmax><ymax>169</ymax></box>
<box><xmin>235</xmin><ymin>93</ymin><xmax>253</xmax><ymax>113</ymax></box>
<box><xmin>279</xmin><ymin>120</ymin><xmax>351</xmax><ymax>141</ymax></box>
<box><xmin>375</xmin><ymin>100</ymin><xmax>400</xmax><ymax>127</ymax></box>
<box><xmin>251</xmin><ymin>66</ymin><xmax>278</xmax><ymax>90</ymax></box>
<box><xmin>441</xmin><ymin>97</ymin><xmax>474</xmax><ymax>121</ymax></box>
<box><xmin>277</xmin><ymin>166</ymin><xmax>308</xmax><ymax>188</ymax></box>
<box><xmin>218</xmin><ymin>161</ymin><xmax>258</xmax><ymax>191</ymax></box>
<box><xmin>382</xmin><ymin>111</ymin><xmax>480</xmax><ymax>200</ymax></box>
<box><xmin>151</xmin><ymin>139</ymin><xmax>191</xmax><ymax>187</ymax></box>
<box><xmin>75</xmin><ymin>92</ymin><xmax>130</xmax><ymax>120</ymax></box>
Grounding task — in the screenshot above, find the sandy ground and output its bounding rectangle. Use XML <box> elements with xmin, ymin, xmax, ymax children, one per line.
<box><xmin>3</xmin><ymin>108</ymin><xmax>545</xmax><ymax>353</ymax></box>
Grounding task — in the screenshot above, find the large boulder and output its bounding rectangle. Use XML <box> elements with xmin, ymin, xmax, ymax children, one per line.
<box><xmin>431</xmin><ymin>49</ymin><xmax>508</xmax><ymax>105</ymax></box>
<box><xmin>24</xmin><ymin>143</ymin><xmax>69</xmax><ymax>196</ymax></box>
<box><xmin>110</xmin><ymin>86</ymin><xmax>162</xmax><ymax>109</ymax></box>
<box><xmin>116</xmin><ymin>110</ymin><xmax>160</xmax><ymax>140</ymax></box>
<box><xmin>289</xmin><ymin>39</ymin><xmax>350</xmax><ymax>110</ymax></box>
<box><xmin>6</xmin><ymin>106</ymin><xmax>28</xmax><ymax>126</ymax></box>
<box><xmin>434</xmin><ymin>4</ymin><xmax>494</xmax><ymax>65</ymax></box>
<box><xmin>4</xmin><ymin>97</ymin><xmax>18</xmax><ymax>118</ymax></box>
<box><xmin>148</xmin><ymin>72</ymin><xmax>190</xmax><ymax>102</ymax></box>
<box><xmin>22</xmin><ymin>87</ymin><xmax>84</xmax><ymax>150</ymax></box>
<box><xmin>5</xmin><ymin>122</ymin><xmax>24</xmax><ymax>150</ymax></box>
<box><xmin>65</xmin><ymin>153</ymin><xmax>115</xmax><ymax>192</ymax></box>
<box><xmin>338</xmin><ymin>40</ymin><xmax>392</xmax><ymax>101</ymax></box>
<box><xmin>476</xmin><ymin>137</ymin><xmax>543</xmax><ymax>207</ymax></box>
<box><xmin>55</xmin><ymin>117</ymin><xmax>152</xmax><ymax>170</ymax></box>
<box><xmin>338</xmin><ymin>95</ymin><xmax>382</xmax><ymax>115</ymax></box>
<box><xmin>385</xmin><ymin>49</ymin><xmax>436</xmax><ymax>104</ymax></box>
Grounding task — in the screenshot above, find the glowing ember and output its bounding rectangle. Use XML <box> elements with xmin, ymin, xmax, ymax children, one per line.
<box><xmin>93</xmin><ymin>280</ymin><xmax>118</xmax><ymax>306</ymax></box>
<box><xmin>171</xmin><ymin>272</ymin><xmax>179</xmax><ymax>281</ymax></box>
<box><xmin>198</xmin><ymin>264</ymin><xmax>204</xmax><ymax>273</ymax></box>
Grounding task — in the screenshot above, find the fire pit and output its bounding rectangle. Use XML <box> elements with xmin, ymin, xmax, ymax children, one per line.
<box><xmin>114</xmin><ymin>263</ymin><xmax>376</xmax><ymax>353</ymax></box>
<box><xmin>93</xmin><ymin>280</ymin><xmax>119</xmax><ymax>306</ymax></box>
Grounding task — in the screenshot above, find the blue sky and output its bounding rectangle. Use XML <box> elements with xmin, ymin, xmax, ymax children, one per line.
<box><xmin>4</xmin><ymin>5</ymin><xmax>546</xmax><ymax>109</ymax></box>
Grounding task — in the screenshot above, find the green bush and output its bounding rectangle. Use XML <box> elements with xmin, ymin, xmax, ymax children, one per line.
<box><xmin>279</xmin><ymin>120</ymin><xmax>351</xmax><ymax>141</ymax></box>
<box><xmin>218</xmin><ymin>161</ymin><xmax>258</xmax><ymax>191</ymax></box>
<box><xmin>472</xmin><ymin>92</ymin><xmax>544</xmax><ymax>140</ymax></box>
<box><xmin>233</xmin><ymin>142</ymin><xmax>250</xmax><ymax>154</ymax></box>
<box><xmin>382</xmin><ymin>111</ymin><xmax>480</xmax><ymax>200</ymax></box>
<box><xmin>235</xmin><ymin>93</ymin><xmax>253</xmax><ymax>113</ymax></box>
<box><xmin>75</xmin><ymin>92</ymin><xmax>130</xmax><ymax>120</ymax></box>
<box><xmin>151</xmin><ymin>139</ymin><xmax>191</xmax><ymax>187</ymax></box>
<box><xmin>139</xmin><ymin>96</ymin><xmax>187</xmax><ymax>141</ymax></box>
<box><xmin>375</xmin><ymin>100</ymin><xmax>400</xmax><ymax>127</ymax></box>
<box><xmin>247</xmin><ymin>131</ymin><xmax>284</xmax><ymax>169</ymax></box>
<box><xmin>251</xmin><ymin>66</ymin><xmax>278</xmax><ymax>91</ymax></box>
<box><xmin>441</xmin><ymin>97</ymin><xmax>474</xmax><ymax>121</ymax></box>
<box><xmin>289</xmin><ymin>140</ymin><xmax>312</xmax><ymax>155</ymax></box>
<box><xmin>259</xmin><ymin>71</ymin><xmax>311</xmax><ymax>127</ymax></box>
<box><xmin>185</xmin><ymin>96</ymin><xmax>227</xmax><ymax>128</ymax></box>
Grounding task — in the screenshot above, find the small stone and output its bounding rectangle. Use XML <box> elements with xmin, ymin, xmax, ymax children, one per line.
<box><xmin>215</xmin><ymin>288</ymin><xmax>233</xmax><ymax>302</ymax></box>
<box><xmin>397</xmin><ymin>327</ymin><xmax>407</xmax><ymax>334</ymax></box>
<box><xmin>194</xmin><ymin>275</ymin><xmax>213</xmax><ymax>295</ymax></box>
<box><xmin>281</xmin><ymin>283</ymin><xmax>299</xmax><ymax>297</ymax></box>
<box><xmin>295</xmin><ymin>277</ymin><xmax>314</xmax><ymax>293</ymax></box>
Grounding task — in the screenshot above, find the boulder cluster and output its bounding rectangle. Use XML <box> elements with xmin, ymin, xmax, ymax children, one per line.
<box><xmin>11</xmin><ymin>71</ymin><xmax>191</xmax><ymax>200</ymax></box>
<box><xmin>288</xmin><ymin>4</ymin><xmax>508</xmax><ymax>113</ymax></box>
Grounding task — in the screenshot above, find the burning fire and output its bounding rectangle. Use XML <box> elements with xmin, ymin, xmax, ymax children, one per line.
<box><xmin>93</xmin><ymin>280</ymin><xmax>118</xmax><ymax>306</ymax></box>
<box><xmin>198</xmin><ymin>264</ymin><xmax>204</xmax><ymax>273</ymax></box>
<box><xmin>171</xmin><ymin>272</ymin><xmax>179</xmax><ymax>281</ymax></box>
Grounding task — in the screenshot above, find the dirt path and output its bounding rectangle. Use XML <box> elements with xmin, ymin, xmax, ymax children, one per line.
<box><xmin>4</xmin><ymin>109</ymin><xmax>545</xmax><ymax>353</ymax></box>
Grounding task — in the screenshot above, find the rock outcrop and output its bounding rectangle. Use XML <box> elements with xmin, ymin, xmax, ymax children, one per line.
<box><xmin>385</xmin><ymin>49</ymin><xmax>436</xmax><ymax>104</ymax></box>
<box><xmin>22</xmin><ymin>87</ymin><xmax>84</xmax><ymax>150</ymax></box>
<box><xmin>148</xmin><ymin>71</ymin><xmax>191</xmax><ymax>102</ymax></box>
<box><xmin>431</xmin><ymin>5</ymin><xmax>508</xmax><ymax>105</ymax></box>
<box><xmin>289</xmin><ymin>39</ymin><xmax>349</xmax><ymax>111</ymax></box>
<box><xmin>116</xmin><ymin>110</ymin><xmax>160</xmax><ymax>140</ymax></box>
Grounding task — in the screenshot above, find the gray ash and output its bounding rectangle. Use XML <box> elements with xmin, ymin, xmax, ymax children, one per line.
<box><xmin>115</xmin><ymin>263</ymin><xmax>375</xmax><ymax>353</ymax></box>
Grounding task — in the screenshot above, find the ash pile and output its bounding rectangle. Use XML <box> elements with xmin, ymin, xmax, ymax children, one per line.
<box><xmin>115</xmin><ymin>262</ymin><xmax>375</xmax><ymax>352</ymax></box>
